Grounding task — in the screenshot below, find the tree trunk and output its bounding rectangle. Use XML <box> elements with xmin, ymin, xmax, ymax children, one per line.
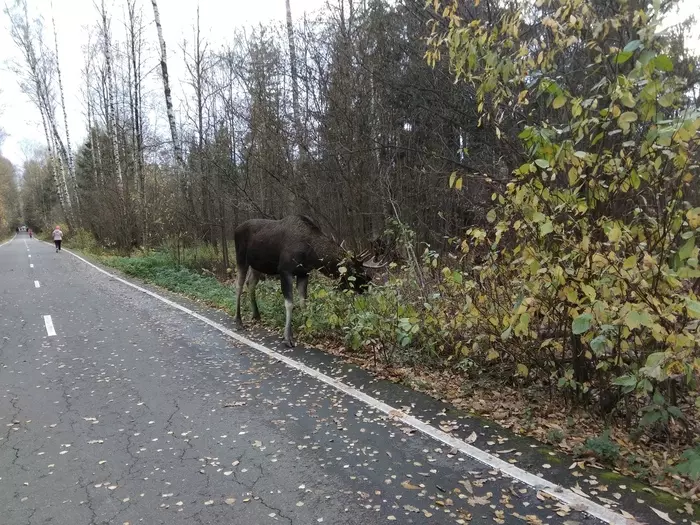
<box><xmin>51</xmin><ymin>5</ymin><xmax>79</xmax><ymax>215</ymax></box>
<box><xmin>100</xmin><ymin>0</ymin><xmax>123</xmax><ymax>191</ymax></box>
<box><xmin>39</xmin><ymin>105</ymin><xmax>67</xmax><ymax>218</ymax></box>
<box><xmin>126</xmin><ymin>0</ymin><xmax>146</xmax><ymax>246</ymax></box>
<box><xmin>150</xmin><ymin>0</ymin><xmax>183</xmax><ymax>167</ymax></box>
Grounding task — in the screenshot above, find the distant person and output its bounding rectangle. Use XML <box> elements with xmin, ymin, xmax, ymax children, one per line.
<box><xmin>28</xmin><ymin>228</ymin><xmax>33</xmax><ymax>239</ymax></box>
<box><xmin>52</xmin><ymin>226</ymin><xmax>63</xmax><ymax>252</ymax></box>
<box><xmin>16</xmin><ymin>227</ymin><xmax>19</xmax><ymax>234</ymax></box>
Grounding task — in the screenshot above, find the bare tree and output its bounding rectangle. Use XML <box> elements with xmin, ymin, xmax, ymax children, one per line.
<box><xmin>4</xmin><ymin>0</ymin><xmax>72</xmax><ymax>221</ymax></box>
<box><xmin>98</xmin><ymin>0</ymin><xmax>123</xmax><ymax>191</ymax></box>
<box><xmin>50</xmin><ymin>0</ymin><xmax>79</xmax><ymax>214</ymax></box>
<box><xmin>150</xmin><ymin>0</ymin><xmax>183</xmax><ymax>167</ymax></box>
<box><xmin>126</xmin><ymin>0</ymin><xmax>146</xmax><ymax>244</ymax></box>
<box><xmin>285</xmin><ymin>0</ymin><xmax>304</xmax><ymax>157</ymax></box>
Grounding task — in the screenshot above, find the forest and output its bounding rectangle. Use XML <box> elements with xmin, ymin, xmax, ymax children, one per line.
<box><xmin>2</xmin><ymin>0</ymin><xmax>700</xmax><ymax>497</ymax></box>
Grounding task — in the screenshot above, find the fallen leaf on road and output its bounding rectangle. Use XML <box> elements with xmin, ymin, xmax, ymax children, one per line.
<box><xmin>459</xmin><ymin>480</ymin><xmax>473</xmax><ymax>494</ymax></box>
<box><xmin>649</xmin><ymin>507</ymin><xmax>675</xmax><ymax>524</ymax></box>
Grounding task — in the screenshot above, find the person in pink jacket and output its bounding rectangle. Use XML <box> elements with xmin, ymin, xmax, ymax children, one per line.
<box><xmin>52</xmin><ymin>226</ymin><xmax>63</xmax><ymax>252</ymax></box>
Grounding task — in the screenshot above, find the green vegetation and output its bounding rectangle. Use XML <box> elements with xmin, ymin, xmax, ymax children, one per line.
<box><xmin>584</xmin><ymin>430</ymin><xmax>621</xmax><ymax>463</ymax></box>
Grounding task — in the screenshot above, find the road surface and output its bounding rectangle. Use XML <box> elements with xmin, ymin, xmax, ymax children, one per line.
<box><xmin>0</xmin><ymin>233</ymin><xmax>648</xmax><ymax>524</ymax></box>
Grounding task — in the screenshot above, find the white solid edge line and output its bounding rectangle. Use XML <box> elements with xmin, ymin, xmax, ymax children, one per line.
<box><xmin>0</xmin><ymin>234</ymin><xmax>17</xmax><ymax>249</ymax></box>
<box><xmin>61</xmin><ymin>245</ymin><xmax>635</xmax><ymax>525</ymax></box>
<box><xmin>43</xmin><ymin>315</ymin><xmax>56</xmax><ymax>336</ymax></box>
<box><xmin>35</xmin><ymin>281</ymin><xmax>40</xmax><ymax>288</ymax></box>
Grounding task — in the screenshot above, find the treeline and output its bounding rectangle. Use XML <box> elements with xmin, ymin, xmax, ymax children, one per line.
<box><xmin>8</xmin><ymin>0</ymin><xmax>538</xmax><ymax>259</ymax></box>
<box><xmin>0</xmin><ymin>155</ymin><xmax>21</xmax><ymax>234</ymax></box>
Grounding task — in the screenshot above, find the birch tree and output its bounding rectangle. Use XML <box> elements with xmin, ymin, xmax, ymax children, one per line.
<box><xmin>150</xmin><ymin>0</ymin><xmax>183</xmax><ymax>167</ymax></box>
<box><xmin>126</xmin><ymin>0</ymin><xmax>146</xmax><ymax>244</ymax></box>
<box><xmin>50</xmin><ymin>1</ymin><xmax>79</xmax><ymax>214</ymax></box>
<box><xmin>4</xmin><ymin>0</ymin><xmax>72</xmax><ymax>221</ymax></box>
<box><xmin>97</xmin><ymin>0</ymin><xmax>123</xmax><ymax>191</ymax></box>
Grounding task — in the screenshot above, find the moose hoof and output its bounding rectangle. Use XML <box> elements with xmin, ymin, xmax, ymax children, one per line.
<box><xmin>234</xmin><ymin>318</ymin><xmax>244</xmax><ymax>329</ymax></box>
<box><xmin>284</xmin><ymin>338</ymin><xmax>295</xmax><ymax>348</ymax></box>
<box><xmin>251</xmin><ymin>312</ymin><xmax>261</xmax><ymax>321</ymax></box>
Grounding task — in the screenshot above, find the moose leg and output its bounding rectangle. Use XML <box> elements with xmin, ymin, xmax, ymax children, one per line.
<box><xmin>234</xmin><ymin>264</ymin><xmax>248</xmax><ymax>327</ymax></box>
<box><xmin>297</xmin><ymin>274</ymin><xmax>309</xmax><ymax>310</ymax></box>
<box><xmin>248</xmin><ymin>269</ymin><xmax>261</xmax><ymax>321</ymax></box>
<box><xmin>280</xmin><ymin>272</ymin><xmax>295</xmax><ymax>348</ymax></box>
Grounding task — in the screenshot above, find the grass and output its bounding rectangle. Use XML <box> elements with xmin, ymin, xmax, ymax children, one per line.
<box><xmin>97</xmin><ymin>250</ymin><xmax>291</xmax><ymax>329</ymax></box>
<box><xmin>101</xmin><ymin>252</ymin><xmax>237</xmax><ymax>312</ymax></box>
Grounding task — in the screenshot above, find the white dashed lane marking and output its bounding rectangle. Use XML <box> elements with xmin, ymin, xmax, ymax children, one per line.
<box><xmin>30</xmin><ymin>264</ymin><xmax>34</xmax><ymax>268</ymax></box>
<box><xmin>35</xmin><ymin>281</ymin><xmax>40</xmax><ymax>288</ymax></box>
<box><xmin>43</xmin><ymin>315</ymin><xmax>56</xmax><ymax>337</ymax></box>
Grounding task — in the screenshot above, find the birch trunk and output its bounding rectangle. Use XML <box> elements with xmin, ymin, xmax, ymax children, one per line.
<box><xmin>39</xmin><ymin>105</ymin><xmax>67</xmax><ymax>217</ymax></box>
<box><xmin>127</xmin><ymin>0</ymin><xmax>145</xmax><ymax>245</ymax></box>
<box><xmin>100</xmin><ymin>0</ymin><xmax>123</xmax><ymax>190</ymax></box>
<box><xmin>51</xmin><ymin>5</ymin><xmax>79</xmax><ymax>213</ymax></box>
<box><xmin>150</xmin><ymin>0</ymin><xmax>183</xmax><ymax>167</ymax></box>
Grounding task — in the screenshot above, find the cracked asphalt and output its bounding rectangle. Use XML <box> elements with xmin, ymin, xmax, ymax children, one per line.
<box><xmin>0</xmin><ymin>234</ymin><xmax>617</xmax><ymax>525</ymax></box>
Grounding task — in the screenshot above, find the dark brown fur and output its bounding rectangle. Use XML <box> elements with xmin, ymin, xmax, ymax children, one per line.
<box><xmin>233</xmin><ymin>215</ymin><xmax>369</xmax><ymax>347</ymax></box>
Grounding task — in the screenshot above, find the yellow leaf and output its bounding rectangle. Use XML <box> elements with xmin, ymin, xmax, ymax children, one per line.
<box><xmin>552</xmin><ymin>95</ymin><xmax>567</xmax><ymax>109</ymax></box>
<box><xmin>687</xmin><ymin>208</ymin><xmax>700</xmax><ymax>229</ymax></box>
<box><xmin>607</xmin><ymin>225</ymin><xmax>622</xmax><ymax>243</ymax></box>
<box><xmin>619</xmin><ymin>92</ymin><xmax>635</xmax><ymax>108</ymax></box>
<box><xmin>623</xmin><ymin>255</ymin><xmax>637</xmax><ymax>269</ymax></box>
<box><xmin>568</xmin><ymin>167</ymin><xmax>579</xmax><ymax>186</ymax></box>
<box><xmin>581</xmin><ymin>284</ymin><xmax>596</xmax><ymax>301</ymax></box>
<box><xmin>455</xmin><ymin>177</ymin><xmax>463</xmax><ymax>190</ymax></box>
<box><xmin>486</xmin><ymin>348</ymin><xmax>499</xmax><ymax>361</ymax></box>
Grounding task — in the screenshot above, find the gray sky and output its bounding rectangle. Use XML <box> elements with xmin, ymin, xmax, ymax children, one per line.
<box><xmin>0</xmin><ymin>0</ymin><xmax>698</xmax><ymax>168</ymax></box>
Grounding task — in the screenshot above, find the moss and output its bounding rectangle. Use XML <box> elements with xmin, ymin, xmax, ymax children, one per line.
<box><xmin>535</xmin><ymin>447</ymin><xmax>563</xmax><ymax>464</ymax></box>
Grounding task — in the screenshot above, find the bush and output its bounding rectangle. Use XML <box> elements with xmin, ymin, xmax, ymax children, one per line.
<box><xmin>69</xmin><ymin>228</ymin><xmax>100</xmax><ymax>253</ymax></box>
<box><xmin>423</xmin><ymin>0</ymin><xmax>700</xmax><ymax>433</ymax></box>
<box><xmin>585</xmin><ymin>430</ymin><xmax>621</xmax><ymax>463</ymax></box>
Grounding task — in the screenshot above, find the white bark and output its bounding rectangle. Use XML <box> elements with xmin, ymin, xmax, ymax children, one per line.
<box><xmin>100</xmin><ymin>0</ymin><xmax>123</xmax><ymax>190</ymax></box>
<box><xmin>50</xmin><ymin>3</ymin><xmax>79</xmax><ymax>212</ymax></box>
<box><xmin>6</xmin><ymin>0</ymin><xmax>72</xmax><ymax>219</ymax></box>
<box><xmin>151</xmin><ymin>0</ymin><xmax>183</xmax><ymax>167</ymax></box>
<box><xmin>39</xmin><ymin>105</ymin><xmax>65</xmax><ymax>215</ymax></box>
<box><xmin>285</xmin><ymin>0</ymin><xmax>303</xmax><ymax>151</ymax></box>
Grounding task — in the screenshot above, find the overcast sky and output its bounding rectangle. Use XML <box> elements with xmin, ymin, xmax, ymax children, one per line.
<box><xmin>0</xmin><ymin>0</ymin><xmax>698</xmax><ymax>168</ymax></box>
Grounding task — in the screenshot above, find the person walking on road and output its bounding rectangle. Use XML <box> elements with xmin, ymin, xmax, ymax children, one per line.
<box><xmin>28</xmin><ymin>228</ymin><xmax>33</xmax><ymax>239</ymax></box>
<box><xmin>52</xmin><ymin>225</ymin><xmax>63</xmax><ymax>252</ymax></box>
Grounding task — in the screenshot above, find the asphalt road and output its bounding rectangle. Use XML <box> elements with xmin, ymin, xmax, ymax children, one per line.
<box><xmin>0</xmin><ymin>233</ymin><xmax>631</xmax><ymax>525</ymax></box>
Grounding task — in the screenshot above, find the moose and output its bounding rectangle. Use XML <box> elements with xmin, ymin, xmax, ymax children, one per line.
<box><xmin>233</xmin><ymin>215</ymin><xmax>384</xmax><ymax>347</ymax></box>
